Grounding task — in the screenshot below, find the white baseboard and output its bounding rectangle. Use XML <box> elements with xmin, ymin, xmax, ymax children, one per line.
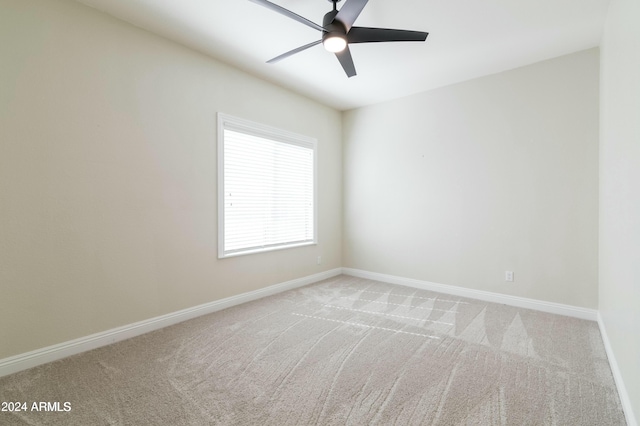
<box><xmin>597</xmin><ymin>313</ymin><xmax>638</xmax><ymax>426</ymax></box>
<box><xmin>0</xmin><ymin>268</ymin><xmax>342</xmax><ymax>378</ymax></box>
<box><xmin>342</xmin><ymin>268</ymin><xmax>598</xmax><ymax>321</ymax></box>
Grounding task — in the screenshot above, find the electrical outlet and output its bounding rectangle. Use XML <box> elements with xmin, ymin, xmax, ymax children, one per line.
<box><xmin>317</xmin><ymin>256</ymin><xmax>322</xmax><ymax>265</ymax></box>
<box><xmin>505</xmin><ymin>271</ymin><xmax>514</xmax><ymax>282</ymax></box>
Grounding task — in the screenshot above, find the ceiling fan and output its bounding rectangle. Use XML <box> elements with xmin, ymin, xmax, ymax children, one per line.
<box><xmin>249</xmin><ymin>0</ymin><xmax>429</xmax><ymax>77</ymax></box>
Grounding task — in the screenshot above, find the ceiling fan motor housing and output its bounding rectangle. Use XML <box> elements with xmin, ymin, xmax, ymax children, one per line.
<box><xmin>322</xmin><ymin>10</ymin><xmax>346</xmax><ymax>42</ymax></box>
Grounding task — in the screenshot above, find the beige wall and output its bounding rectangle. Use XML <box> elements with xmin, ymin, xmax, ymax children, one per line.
<box><xmin>0</xmin><ymin>0</ymin><xmax>342</xmax><ymax>359</ymax></box>
<box><xmin>343</xmin><ymin>49</ymin><xmax>600</xmax><ymax>308</ymax></box>
<box><xmin>600</xmin><ymin>0</ymin><xmax>640</xmax><ymax>421</ymax></box>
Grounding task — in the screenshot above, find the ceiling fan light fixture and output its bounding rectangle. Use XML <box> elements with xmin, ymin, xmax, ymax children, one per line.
<box><xmin>323</xmin><ymin>34</ymin><xmax>347</xmax><ymax>52</ymax></box>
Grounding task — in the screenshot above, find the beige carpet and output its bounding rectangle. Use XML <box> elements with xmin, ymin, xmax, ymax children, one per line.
<box><xmin>0</xmin><ymin>275</ymin><xmax>626</xmax><ymax>425</ymax></box>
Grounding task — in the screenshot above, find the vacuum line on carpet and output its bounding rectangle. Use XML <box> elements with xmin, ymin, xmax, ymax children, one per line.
<box><xmin>345</xmin><ymin>288</ymin><xmax>469</xmax><ymax>304</ymax></box>
<box><xmin>291</xmin><ymin>313</ymin><xmax>441</xmax><ymax>339</ymax></box>
<box><xmin>337</xmin><ymin>297</ymin><xmax>459</xmax><ymax>313</ymax></box>
<box><xmin>323</xmin><ymin>305</ymin><xmax>454</xmax><ymax>325</ymax></box>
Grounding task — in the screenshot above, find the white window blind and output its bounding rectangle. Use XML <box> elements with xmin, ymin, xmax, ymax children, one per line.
<box><xmin>218</xmin><ymin>113</ymin><xmax>317</xmax><ymax>258</ymax></box>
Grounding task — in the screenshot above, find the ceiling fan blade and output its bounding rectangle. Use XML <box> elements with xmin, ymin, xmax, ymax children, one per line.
<box><xmin>334</xmin><ymin>0</ymin><xmax>369</xmax><ymax>32</ymax></box>
<box><xmin>267</xmin><ymin>40</ymin><xmax>322</xmax><ymax>63</ymax></box>
<box><xmin>335</xmin><ymin>46</ymin><xmax>357</xmax><ymax>78</ymax></box>
<box><xmin>348</xmin><ymin>27</ymin><xmax>428</xmax><ymax>43</ymax></box>
<box><xmin>249</xmin><ymin>0</ymin><xmax>325</xmax><ymax>32</ymax></box>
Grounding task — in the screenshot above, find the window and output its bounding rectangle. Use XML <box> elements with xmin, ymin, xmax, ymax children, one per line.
<box><xmin>217</xmin><ymin>113</ymin><xmax>317</xmax><ymax>258</ymax></box>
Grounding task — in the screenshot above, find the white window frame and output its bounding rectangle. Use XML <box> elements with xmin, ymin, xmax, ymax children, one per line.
<box><xmin>217</xmin><ymin>113</ymin><xmax>318</xmax><ymax>259</ymax></box>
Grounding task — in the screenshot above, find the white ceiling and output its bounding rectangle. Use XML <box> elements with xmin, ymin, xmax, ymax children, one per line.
<box><xmin>75</xmin><ymin>0</ymin><xmax>611</xmax><ymax>110</ymax></box>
